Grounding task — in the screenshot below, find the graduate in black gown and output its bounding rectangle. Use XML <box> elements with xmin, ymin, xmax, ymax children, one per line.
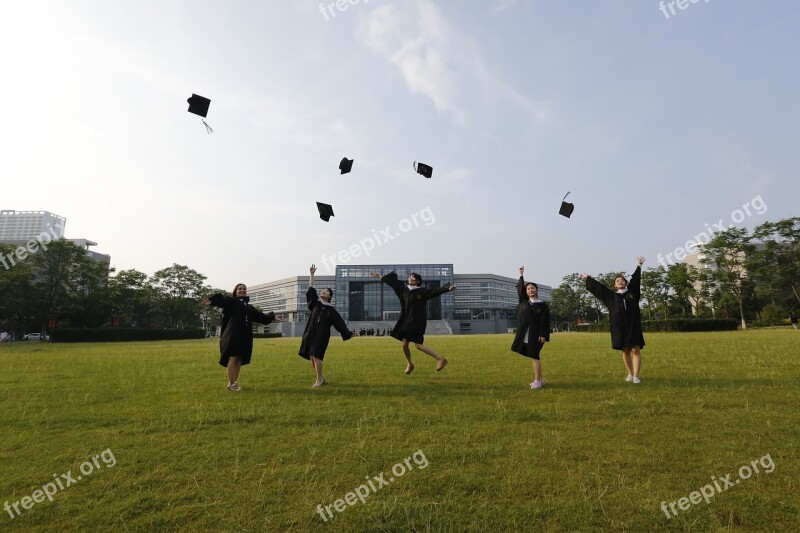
<box><xmin>202</xmin><ymin>283</ymin><xmax>282</xmax><ymax>391</ymax></box>
<box><xmin>299</xmin><ymin>264</ymin><xmax>353</xmax><ymax>387</ymax></box>
<box><xmin>370</xmin><ymin>270</ymin><xmax>457</xmax><ymax>374</ymax></box>
<box><xmin>511</xmin><ymin>266</ymin><xmax>551</xmax><ymax>389</ymax></box>
<box><xmin>581</xmin><ymin>257</ymin><xmax>646</xmax><ymax>383</ymax></box>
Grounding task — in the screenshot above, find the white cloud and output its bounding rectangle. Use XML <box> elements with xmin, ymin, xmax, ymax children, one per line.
<box><xmin>491</xmin><ymin>0</ymin><xmax>519</xmax><ymax>15</ymax></box>
<box><xmin>358</xmin><ymin>3</ymin><xmax>461</xmax><ymax>119</ymax></box>
<box><xmin>357</xmin><ymin>1</ymin><xmax>550</xmax><ymax>124</ymax></box>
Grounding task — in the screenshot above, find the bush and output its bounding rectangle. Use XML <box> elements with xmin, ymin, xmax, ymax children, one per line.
<box><xmin>253</xmin><ymin>332</ymin><xmax>283</xmax><ymax>338</ymax></box>
<box><xmin>759</xmin><ymin>304</ymin><xmax>788</xmax><ymax>326</ymax></box>
<box><xmin>49</xmin><ymin>328</ymin><xmax>207</xmax><ymax>343</ymax></box>
<box><xmin>575</xmin><ymin>323</ymin><xmax>610</xmax><ymax>333</ymax></box>
<box><xmin>572</xmin><ymin>319</ymin><xmax>739</xmax><ymax>333</ymax></box>
<box><xmin>641</xmin><ymin>319</ymin><xmax>739</xmax><ymax>332</ymax></box>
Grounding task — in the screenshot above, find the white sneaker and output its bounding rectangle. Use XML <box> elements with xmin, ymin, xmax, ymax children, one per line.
<box><xmin>632</xmin><ymin>376</ymin><xmax>641</xmax><ymax>384</ymax></box>
<box><xmin>625</xmin><ymin>374</ymin><xmax>634</xmax><ymax>382</ymax></box>
<box><xmin>227</xmin><ymin>382</ymin><xmax>242</xmax><ymax>391</ymax></box>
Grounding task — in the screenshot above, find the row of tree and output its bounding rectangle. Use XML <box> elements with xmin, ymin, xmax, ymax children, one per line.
<box><xmin>549</xmin><ymin>218</ymin><xmax>799</xmax><ymax>329</ymax></box>
<box><xmin>0</xmin><ymin>240</ymin><xmax>225</xmax><ymax>336</ymax></box>
<box><xmin>1</xmin><ymin>217</ymin><xmax>796</xmax><ymax>335</ymax></box>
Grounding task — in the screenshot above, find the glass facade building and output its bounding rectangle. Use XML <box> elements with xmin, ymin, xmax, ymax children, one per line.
<box><xmin>246</xmin><ymin>264</ymin><xmax>551</xmax><ymax>336</ymax></box>
<box><xmin>335</xmin><ymin>264</ymin><xmax>455</xmax><ymax>322</ymax></box>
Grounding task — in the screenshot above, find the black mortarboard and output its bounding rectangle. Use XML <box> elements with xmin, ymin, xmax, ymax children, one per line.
<box><xmin>339</xmin><ymin>157</ymin><xmax>354</xmax><ymax>174</ymax></box>
<box><xmin>559</xmin><ymin>192</ymin><xmax>574</xmax><ymax>218</ymax></box>
<box><xmin>414</xmin><ymin>161</ymin><xmax>433</xmax><ymax>179</ymax></box>
<box><xmin>187</xmin><ymin>94</ymin><xmax>210</xmax><ymax>117</ymax></box>
<box><xmin>187</xmin><ymin>94</ymin><xmax>213</xmax><ymax>134</ymax></box>
<box><xmin>316</xmin><ymin>202</ymin><xmax>334</xmax><ymax>222</ymax></box>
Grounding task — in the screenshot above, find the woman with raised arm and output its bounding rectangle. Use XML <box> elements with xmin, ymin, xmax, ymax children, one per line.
<box><xmin>581</xmin><ymin>257</ymin><xmax>646</xmax><ymax>383</ymax></box>
<box><xmin>511</xmin><ymin>266</ymin><xmax>551</xmax><ymax>389</ymax></box>
<box><xmin>202</xmin><ymin>283</ymin><xmax>282</xmax><ymax>391</ymax></box>
<box><xmin>299</xmin><ymin>264</ymin><xmax>353</xmax><ymax>388</ymax></box>
<box><xmin>370</xmin><ymin>270</ymin><xmax>456</xmax><ymax>374</ymax></box>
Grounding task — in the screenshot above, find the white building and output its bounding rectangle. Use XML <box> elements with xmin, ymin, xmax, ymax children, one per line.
<box><xmin>0</xmin><ymin>210</ymin><xmax>66</xmax><ymax>243</ymax></box>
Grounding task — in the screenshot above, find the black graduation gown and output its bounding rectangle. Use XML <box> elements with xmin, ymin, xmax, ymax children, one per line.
<box><xmin>584</xmin><ymin>266</ymin><xmax>645</xmax><ymax>350</ymax></box>
<box><xmin>208</xmin><ymin>294</ymin><xmax>275</xmax><ymax>366</ymax></box>
<box><xmin>511</xmin><ymin>276</ymin><xmax>551</xmax><ymax>359</ymax></box>
<box><xmin>298</xmin><ymin>287</ymin><xmax>352</xmax><ymax>360</ymax></box>
<box><xmin>381</xmin><ymin>272</ymin><xmax>451</xmax><ymax>344</ymax></box>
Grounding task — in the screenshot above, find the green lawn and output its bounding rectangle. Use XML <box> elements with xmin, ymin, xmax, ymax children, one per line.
<box><xmin>1</xmin><ymin>330</ymin><xmax>798</xmax><ymax>531</ymax></box>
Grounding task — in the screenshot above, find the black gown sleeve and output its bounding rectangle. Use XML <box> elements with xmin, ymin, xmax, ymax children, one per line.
<box><xmin>628</xmin><ymin>266</ymin><xmax>642</xmax><ymax>300</ymax></box>
<box><xmin>585</xmin><ymin>276</ymin><xmax>615</xmax><ymax>308</ymax></box>
<box><xmin>307</xmin><ymin>287</ymin><xmax>319</xmax><ymax>310</ymax></box>
<box><xmin>516</xmin><ymin>276</ymin><xmax>526</xmax><ymax>304</ymax></box>
<box><xmin>250</xmin><ymin>309</ymin><xmax>276</xmax><ymax>325</ymax></box>
<box><xmin>331</xmin><ymin>309</ymin><xmax>353</xmax><ymax>341</ymax></box>
<box><xmin>207</xmin><ymin>293</ymin><xmax>230</xmax><ymax>309</ymax></box>
<box><xmin>423</xmin><ymin>282</ymin><xmax>452</xmax><ymax>301</ymax></box>
<box><xmin>381</xmin><ymin>272</ymin><xmax>406</xmax><ymax>299</ymax></box>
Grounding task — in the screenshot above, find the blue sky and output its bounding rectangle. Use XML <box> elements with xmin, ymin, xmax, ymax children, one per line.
<box><xmin>1</xmin><ymin>1</ymin><xmax>797</xmax><ymax>290</ymax></box>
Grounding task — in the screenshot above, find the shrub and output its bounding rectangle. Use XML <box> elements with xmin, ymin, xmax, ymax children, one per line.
<box><xmin>49</xmin><ymin>328</ymin><xmax>206</xmax><ymax>343</ymax></box>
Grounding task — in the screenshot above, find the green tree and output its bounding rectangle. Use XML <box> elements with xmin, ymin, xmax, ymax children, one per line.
<box><xmin>665</xmin><ymin>263</ymin><xmax>694</xmax><ymax>316</ymax></box>
<box><xmin>150</xmin><ymin>264</ymin><xmax>207</xmax><ymax>328</ymax></box>
<box><xmin>701</xmin><ymin>227</ymin><xmax>754</xmax><ymax>329</ymax></box>
<box><xmin>27</xmin><ymin>239</ymin><xmax>94</xmax><ymax>331</ymax></box>
<box><xmin>641</xmin><ymin>267</ymin><xmax>667</xmax><ymax>320</ymax></box>
<box><xmin>0</xmin><ymin>243</ymin><xmax>35</xmax><ymax>335</ymax></box>
<box><xmin>66</xmin><ymin>260</ymin><xmax>113</xmax><ymax>327</ymax></box>
<box><xmin>752</xmin><ymin>217</ymin><xmax>800</xmax><ymax>307</ymax></box>
<box><xmin>108</xmin><ymin>269</ymin><xmax>156</xmax><ymax>327</ymax></box>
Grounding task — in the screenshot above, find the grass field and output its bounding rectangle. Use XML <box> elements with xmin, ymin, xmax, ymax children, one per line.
<box><xmin>1</xmin><ymin>330</ymin><xmax>798</xmax><ymax>532</ymax></box>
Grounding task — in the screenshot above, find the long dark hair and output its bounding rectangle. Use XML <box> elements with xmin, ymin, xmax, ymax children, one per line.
<box><xmin>232</xmin><ymin>283</ymin><xmax>246</xmax><ymax>296</ymax></box>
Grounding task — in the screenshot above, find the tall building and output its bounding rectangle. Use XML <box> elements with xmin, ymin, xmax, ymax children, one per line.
<box><xmin>0</xmin><ymin>210</ymin><xmax>65</xmax><ymax>244</ymax></box>
<box><xmin>0</xmin><ymin>210</ymin><xmax>110</xmax><ymax>265</ymax></box>
<box><xmin>247</xmin><ymin>264</ymin><xmax>551</xmax><ymax>336</ymax></box>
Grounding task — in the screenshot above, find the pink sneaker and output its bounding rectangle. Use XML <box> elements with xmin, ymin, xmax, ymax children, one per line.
<box><xmin>530</xmin><ymin>379</ymin><xmax>544</xmax><ymax>390</ymax></box>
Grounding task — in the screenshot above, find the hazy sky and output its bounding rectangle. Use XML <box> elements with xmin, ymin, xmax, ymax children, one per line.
<box><xmin>2</xmin><ymin>1</ymin><xmax>797</xmax><ymax>290</ymax></box>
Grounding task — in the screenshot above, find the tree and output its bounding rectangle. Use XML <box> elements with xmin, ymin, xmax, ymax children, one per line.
<box><xmin>665</xmin><ymin>263</ymin><xmax>694</xmax><ymax>316</ymax></box>
<box><xmin>108</xmin><ymin>269</ymin><xmax>155</xmax><ymax>327</ymax></box>
<box><xmin>149</xmin><ymin>264</ymin><xmax>207</xmax><ymax>328</ymax></box>
<box><xmin>689</xmin><ymin>265</ymin><xmax>715</xmax><ymax>317</ymax></box>
<box><xmin>641</xmin><ymin>267</ymin><xmax>667</xmax><ymax>320</ymax></box>
<box><xmin>751</xmin><ymin>217</ymin><xmax>800</xmax><ymax>307</ymax></box>
<box><xmin>27</xmin><ymin>239</ymin><xmax>94</xmax><ymax>331</ymax></box>
<box><xmin>0</xmin><ymin>243</ymin><xmax>35</xmax><ymax>335</ymax></box>
<box><xmin>65</xmin><ymin>259</ymin><xmax>112</xmax><ymax>328</ymax></box>
<box><xmin>700</xmin><ymin>227</ymin><xmax>754</xmax><ymax>329</ymax></box>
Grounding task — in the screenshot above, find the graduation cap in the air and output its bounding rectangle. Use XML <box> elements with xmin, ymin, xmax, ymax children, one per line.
<box><xmin>316</xmin><ymin>202</ymin><xmax>334</xmax><ymax>222</ymax></box>
<box><xmin>339</xmin><ymin>157</ymin><xmax>354</xmax><ymax>174</ymax></box>
<box><xmin>414</xmin><ymin>161</ymin><xmax>433</xmax><ymax>179</ymax></box>
<box><xmin>559</xmin><ymin>192</ymin><xmax>575</xmax><ymax>218</ymax></box>
<box><xmin>187</xmin><ymin>93</ymin><xmax>213</xmax><ymax>134</ymax></box>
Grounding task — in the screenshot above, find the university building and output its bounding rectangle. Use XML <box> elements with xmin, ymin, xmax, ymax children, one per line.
<box><xmin>247</xmin><ymin>264</ymin><xmax>551</xmax><ymax>337</ymax></box>
<box><xmin>0</xmin><ymin>210</ymin><xmax>110</xmax><ymax>265</ymax></box>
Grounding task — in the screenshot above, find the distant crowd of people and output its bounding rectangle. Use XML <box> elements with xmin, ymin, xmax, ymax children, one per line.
<box><xmin>352</xmin><ymin>328</ymin><xmax>392</xmax><ymax>337</ymax></box>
